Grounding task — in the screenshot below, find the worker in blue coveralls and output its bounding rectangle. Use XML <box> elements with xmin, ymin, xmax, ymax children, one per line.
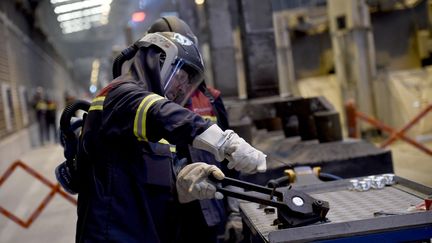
<box><xmin>75</xmin><ymin>18</ymin><xmax>267</xmax><ymax>243</ymax></box>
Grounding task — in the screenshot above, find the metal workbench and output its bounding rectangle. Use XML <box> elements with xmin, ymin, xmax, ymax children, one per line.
<box><xmin>240</xmin><ymin>176</ymin><xmax>432</xmax><ymax>242</ymax></box>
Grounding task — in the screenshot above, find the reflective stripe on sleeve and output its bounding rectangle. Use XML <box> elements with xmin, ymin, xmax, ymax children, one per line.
<box><xmin>134</xmin><ymin>94</ymin><xmax>164</xmax><ymax>141</ymax></box>
<box><xmin>89</xmin><ymin>96</ymin><xmax>105</xmax><ymax>111</ymax></box>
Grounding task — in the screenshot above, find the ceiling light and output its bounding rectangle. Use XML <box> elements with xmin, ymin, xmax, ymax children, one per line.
<box><xmin>57</xmin><ymin>6</ymin><xmax>105</xmax><ymax>22</ymax></box>
<box><xmin>54</xmin><ymin>0</ymin><xmax>112</xmax><ymax>14</ymax></box>
<box><xmin>50</xmin><ymin>0</ymin><xmax>74</xmax><ymax>4</ymax></box>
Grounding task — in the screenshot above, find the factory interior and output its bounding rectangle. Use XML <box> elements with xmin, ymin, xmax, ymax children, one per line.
<box><xmin>0</xmin><ymin>0</ymin><xmax>431</xmax><ymax>242</ymax></box>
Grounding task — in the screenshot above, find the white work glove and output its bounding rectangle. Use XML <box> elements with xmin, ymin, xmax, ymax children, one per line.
<box><xmin>176</xmin><ymin>162</ymin><xmax>225</xmax><ymax>203</ymax></box>
<box><xmin>193</xmin><ymin>124</ymin><xmax>267</xmax><ymax>174</ymax></box>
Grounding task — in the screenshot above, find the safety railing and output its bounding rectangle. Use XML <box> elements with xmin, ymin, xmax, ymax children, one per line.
<box><xmin>345</xmin><ymin>100</ymin><xmax>432</xmax><ymax>156</ymax></box>
<box><xmin>0</xmin><ymin>160</ymin><xmax>77</xmax><ymax>228</ymax></box>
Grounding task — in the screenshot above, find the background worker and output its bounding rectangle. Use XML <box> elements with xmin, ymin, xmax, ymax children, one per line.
<box><xmin>31</xmin><ymin>86</ymin><xmax>47</xmax><ymax>145</ymax></box>
<box><xmin>146</xmin><ymin>16</ymin><xmax>238</xmax><ymax>242</ymax></box>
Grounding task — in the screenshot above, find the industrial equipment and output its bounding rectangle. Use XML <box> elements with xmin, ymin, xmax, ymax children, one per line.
<box><xmin>240</xmin><ymin>175</ymin><xmax>432</xmax><ymax>242</ymax></box>
<box><xmin>211</xmin><ymin>175</ymin><xmax>330</xmax><ymax>229</ymax></box>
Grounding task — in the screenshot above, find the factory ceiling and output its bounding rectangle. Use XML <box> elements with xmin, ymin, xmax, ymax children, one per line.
<box><xmin>35</xmin><ymin>0</ymin><xmax>177</xmax><ymax>92</ymax></box>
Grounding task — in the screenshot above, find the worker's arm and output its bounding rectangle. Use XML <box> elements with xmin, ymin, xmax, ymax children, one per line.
<box><xmin>107</xmin><ymin>81</ymin><xmax>266</xmax><ymax>174</ymax></box>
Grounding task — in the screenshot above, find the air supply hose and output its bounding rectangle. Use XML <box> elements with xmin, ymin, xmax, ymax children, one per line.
<box><xmin>56</xmin><ymin>99</ymin><xmax>91</xmax><ymax>194</ymax></box>
<box><xmin>112</xmin><ymin>45</ymin><xmax>138</xmax><ymax>79</ymax></box>
<box><xmin>60</xmin><ymin>100</ymin><xmax>90</xmax><ymax>148</ymax></box>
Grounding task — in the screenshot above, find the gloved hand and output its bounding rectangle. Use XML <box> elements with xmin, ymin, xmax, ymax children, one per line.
<box><xmin>193</xmin><ymin>124</ymin><xmax>267</xmax><ymax>174</ymax></box>
<box><xmin>223</xmin><ymin>133</ymin><xmax>267</xmax><ymax>173</ymax></box>
<box><xmin>176</xmin><ymin>162</ymin><xmax>225</xmax><ymax>203</ymax></box>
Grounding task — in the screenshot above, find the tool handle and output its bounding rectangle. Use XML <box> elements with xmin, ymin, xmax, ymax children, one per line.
<box><xmin>215</xmin><ymin>186</ymin><xmax>288</xmax><ymax>209</ymax></box>
<box><xmin>209</xmin><ymin>174</ymin><xmax>283</xmax><ymax>199</ymax></box>
<box><xmin>267</xmin><ymin>175</ymin><xmax>291</xmax><ymax>188</ymax></box>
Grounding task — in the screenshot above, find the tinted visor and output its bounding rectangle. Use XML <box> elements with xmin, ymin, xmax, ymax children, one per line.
<box><xmin>163</xmin><ymin>60</ymin><xmax>204</xmax><ymax>106</ymax></box>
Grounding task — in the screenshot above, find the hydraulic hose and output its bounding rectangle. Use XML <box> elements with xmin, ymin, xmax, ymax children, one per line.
<box><xmin>319</xmin><ymin>172</ymin><xmax>343</xmax><ymax>181</ymax></box>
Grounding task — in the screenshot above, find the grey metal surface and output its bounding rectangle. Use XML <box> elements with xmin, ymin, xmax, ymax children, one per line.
<box><xmin>310</xmin><ymin>186</ymin><xmax>422</xmax><ymax>223</ymax></box>
<box><xmin>240</xmin><ymin>177</ymin><xmax>432</xmax><ymax>242</ymax></box>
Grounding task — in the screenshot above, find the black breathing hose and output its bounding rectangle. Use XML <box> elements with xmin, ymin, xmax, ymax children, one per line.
<box><xmin>60</xmin><ymin>100</ymin><xmax>90</xmax><ymax>160</ymax></box>
<box><xmin>60</xmin><ymin>100</ymin><xmax>90</xmax><ymax>143</ymax></box>
<box><xmin>112</xmin><ymin>45</ymin><xmax>138</xmax><ymax>79</ymax></box>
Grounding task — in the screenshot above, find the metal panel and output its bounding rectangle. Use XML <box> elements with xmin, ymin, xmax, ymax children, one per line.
<box><xmin>238</xmin><ymin>0</ymin><xmax>279</xmax><ymax>98</ymax></box>
<box><xmin>206</xmin><ymin>0</ymin><xmax>238</xmax><ymax>96</ymax></box>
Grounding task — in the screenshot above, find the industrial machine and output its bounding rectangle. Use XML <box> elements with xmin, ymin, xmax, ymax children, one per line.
<box><xmin>211</xmin><ymin>175</ymin><xmax>330</xmax><ymax>229</ymax></box>
<box><xmin>229</xmin><ymin>95</ymin><xmax>393</xmax><ymax>185</ymax></box>
<box><xmin>240</xmin><ymin>175</ymin><xmax>432</xmax><ymax>242</ymax></box>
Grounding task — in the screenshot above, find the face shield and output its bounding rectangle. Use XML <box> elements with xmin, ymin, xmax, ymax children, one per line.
<box><xmin>134</xmin><ymin>32</ymin><xmax>205</xmax><ymax>105</ymax></box>
<box><xmin>163</xmin><ymin>59</ymin><xmax>204</xmax><ymax>106</ymax></box>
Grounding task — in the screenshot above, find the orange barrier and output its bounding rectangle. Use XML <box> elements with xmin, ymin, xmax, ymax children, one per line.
<box><xmin>345</xmin><ymin>100</ymin><xmax>432</xmax><ymax>156</ymax></box>
<box><xmin>0</xmin><ymin>160</ymin><xmax>77</xmax><ymax>228</ymax></box>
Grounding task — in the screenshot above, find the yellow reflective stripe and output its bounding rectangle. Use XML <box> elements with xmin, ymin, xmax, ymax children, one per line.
<box><xmin>202</xmin><ymin>115</ymin><xmax>217</xmax><ymax>122</ymax></box>
<box><xmin>47</xmin><ymin>103</ymin><xmax>56</xmax><ymax>110</ymax></box>
<box><xmin>36</xmin><ymin>101</ymin><xmax>47</xmax><ymax>110</ymax></box>
<box><xmin>89</xmin><ymin>105</ymin><xmax>103</xmax><ymax>111</ymax></box>
<box><xmin>159</xmin><ymin>138</ymin><xmax>169</xmax><ymax>144</ymax></box>
<box><xmin>169</xmin><ymin>146</ymin><xmax>176</xmax><ymax>153</ymax></box>
<box><xmin>93</xmin><ymin>96</ymin><xmax>105</xmax><ymax>102</ymax></box>
<box><xmin>89</xmin><ymin>96</ymin><xmax>105</xmax><ymax>111</ymax></box>
<box><xmin>158</xmin><ymin>139</ymin><xmax>176</xmax><ymax>153</ymax></box>
<box><xmin>134</xmin><ymin>94</ymin><xmax>164</xmax><ymax>141</ymax></box>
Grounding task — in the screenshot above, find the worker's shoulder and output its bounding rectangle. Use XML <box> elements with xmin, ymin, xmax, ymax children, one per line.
<box><xmin>97</xmin><ymin>80</ymin><xmax>141</xmax><ymax>98</ymax></box>
<box><xmin>111</xmin><ymin>79</ymin><xmax>141</xmax><ymax>92</ymax></box>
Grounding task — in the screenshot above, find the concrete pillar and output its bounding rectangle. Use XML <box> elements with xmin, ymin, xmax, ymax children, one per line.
<box><xmin>176</xmin><ymin>0</ymin><xmax>201</xmax><ymax>40</ymax></box>
<box><xmin>204</xmin><ymin>0</ymin><xmax>238</xmax><ymax>97</ymax></box>
<box><xmin>237</xmin><ymin>0</ymin><xmax>278</xmax><ymax>98</ymax></box>
<box><xmin>273</xmin><ymin>11</ymin><xmax>299</xmax><ymax>97</ymax></box>
<box><xmin>328</xmin><ymin>0</ymin><xmax>377</xmax><ymax>119</ymax></box>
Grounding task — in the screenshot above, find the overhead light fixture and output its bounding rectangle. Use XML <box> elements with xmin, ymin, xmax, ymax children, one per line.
<box><xmin>60</xmin><ymin>15</ymin><xmax>101</xmax><ymax>28</ymax></box>
<box><xmin>195</xmin><ymin>0</ymin><xmax>205</xmax><ymax>5</ymax></box>
<box><xmin>57</xmin><ymin>6</ymin><xmax>107</xmax><ymax>22</ymax></box>
<box><xmin>90</xmin><ymin>59</ymin><xmax>100</xmax><ymax>86</ymax></box>
<box><xmin>50</xmin><ymin>0</ymin><xmax>74</xmax><ymax>4</ymax></box>
<box><xmin>54</xmin><ymin>0</ymin><xmax>112</xmax><ymax>14</ymax></box>
<box><xmin>52</xmin><ymin>0</ymin><xmax>112</xmax><ymax>34</ymax></box>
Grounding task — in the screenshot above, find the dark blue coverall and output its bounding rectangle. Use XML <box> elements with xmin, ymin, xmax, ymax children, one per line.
<box><xmin>76</xmin><ymin>78</ymin><xmax>212</xmax><ymax>243</ymax></box>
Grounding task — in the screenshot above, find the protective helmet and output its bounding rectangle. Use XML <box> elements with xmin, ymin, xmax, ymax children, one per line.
<box><xmin>147</xmin><ymin>16</ymin><xmax>198</xmax><ymax>45</ymax></box>
<box><xmin>112</xmin><ymin>16</ymin><xmax>198</xmax><ymax>79</ymax></box>
<box><xmin>133</xmin><ymin>32</ymin><xmax>205</xmax><ymax>106</ymax></box>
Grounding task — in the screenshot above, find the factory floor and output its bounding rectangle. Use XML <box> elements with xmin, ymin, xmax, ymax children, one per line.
<box><xmin>0</xmin><ymin>139</ymin><xmax>431</xmax><ymax>242</ymax></box>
